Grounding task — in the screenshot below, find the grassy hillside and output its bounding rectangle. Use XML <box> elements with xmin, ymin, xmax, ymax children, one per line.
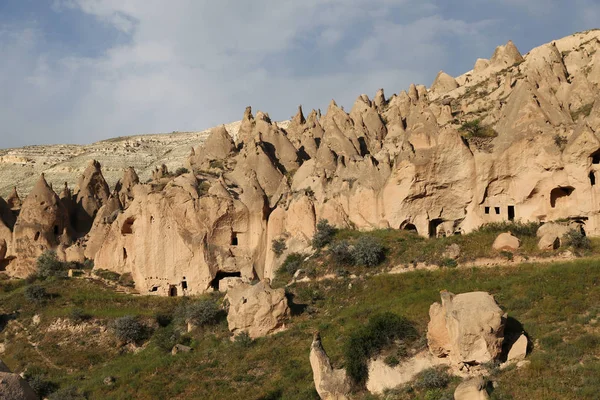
<box><xmin>2</xmin><ymin>226</ymin><xmax>600</xmax><ymax>399</ymax></box>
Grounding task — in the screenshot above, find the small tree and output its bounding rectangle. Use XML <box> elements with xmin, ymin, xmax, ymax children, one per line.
<box><xmin>113</xmin><ymin>315</ymin><xmax>147</xmax><ymax>344</ymax></box>
<box><xmin>278</xmin><ymin>253</ymin><xmax>304</xmax><ymax>277</ymax></box>
<box><xmin>351</xmin><ymin>236</ymin><xmax>385</xmax><ymax>267</ymax></box>
<box><xmin>174</xmin><ymin>167</ymin><xmax>189</xmax><ymax>176</ymax></box>
<box><xmin>565</xmin><ymin>228</ymin><xmax>591</xmax><ymax>250</ymax></box>
<box><xmin>312</xmin><ymin>219</ymin><xmax>336</xmax><ymax>249</ymax></box>
<box><xmin>271</xmin><ymin>238</ymin><xmax>287</xmax><ymax>257</ymax></box>
<box><xmin>37</xmin><ymin>251</ymin><xmax>67</xmax><ymax>278</ymax></box>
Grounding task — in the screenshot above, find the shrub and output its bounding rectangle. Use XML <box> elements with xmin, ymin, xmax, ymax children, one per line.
<box><xmin>26</xmin><ymin>374</ymin><xmax>58</xmax><ymax>397</ymax></box>
<box><xmin>174</xmin><ymin>167</ymin><xmax>189</xmax><ymax>176</ymax></box>
<box><xmin>155</xmin><ymin>312</ymin><xmax>173</xmax><ymax>327</ymax></box>
<box><xmin>25</xmin><ymin>285</ymin><xmax>48</xmax><ymax>304</ymax></box>
<box><xmin>113</xmin><ymin>315</ymin><xmax>148</xmax><ymax>344</ymax></box>
<box><xmin>209</xmin><ymin>160</ymin><xmax>224</xmax><ymax>169</ymax></box>
<box><xmin>329</xmin><ymin>241</ymin><xmax>354</xmax><ymax>265</ymax></box>
<box><xmin>278</xmin><ymin>253</ymin><xmax>304</xmax><ymax>277</ymax></box>
<box><xmin>384</xmin><ymin>355</ymin><xmax>400</xmax><ymax>367</ymax></box>
<box><xmin>312</xmin><ymin>219</ymin><xmax>336</xmax><ymax>249</ymax></box>
<box><xmin>152</xmin><ymin>325</ymin><xmax>181</xmax><ymax>352</ymax></box>
<box><xmin>185</xmin><ymin>300</ymin><xmax>222</xmax><ymax>327</ymax></box>
<box><xmin>36</xmin><ymin>251</ymin><xmax>67</xmax><ymax>278</ymax></box>
<box><xmin>234</xmin><ymin>332</ymin><xmax>253</xmax><ymax>349</ymax></box>
<box><xmin>351</xmin><ymin>236</ymin><xmax>385</xmax><ymax>267</ymax></box>
<box><xmin>500</xmin><ymin>250</ymin><xmax>514</xmax><ymax>261</ymax></box>
<box><xmin>94</xmin><ymin>269</ymin><xmax>121</xmax><ymax>282</ymax></box>
<box><xmin>70</xmin><ymin>308</ymin><xmax>91</xmax><ymax>323</ymax></box>
<box><xmin>565</xmin><ymin>228</ymin><xmax>591</xmax><ymax>250</ymax></box>
<box><xmin>475</xmin><ymin>221</ymin><xmax>541</xmax><ymax>237</ymax></box>
<box><xmin>271</xmin><ymin>238</ymin><xmax>287</xmax><ymax>257</ymax></box>
<box><xmin>343</xmin><ymin>312</ymin><xmax>417</xmax><ymax>386</ymax></box>
<box><xmin>459</xmin><ymin>119</ymin><xmax>497</xmax><ymax>138</ymax></box>
<box><xmin>413</xmin><ymin>367</ymin><xmax>451</xmax><ymax>390</ymax></box>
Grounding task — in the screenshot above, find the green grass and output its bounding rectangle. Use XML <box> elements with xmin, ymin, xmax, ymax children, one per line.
<box><xmin>3</xmin><ymin>256</ymin><xmax>600</xmax><ymax>398</ymax></box>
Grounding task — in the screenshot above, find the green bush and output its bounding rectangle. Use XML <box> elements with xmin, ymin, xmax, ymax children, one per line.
<box><xmin>26</xmin><ymin>374</ymin><xmax>58</xmax><ymax>397</ymax></box>
<box><xmin>155</xmin><ymin>312</ymin><xmax>173</xmax><ymax>327</ymax></box>
<box><xmin>312</xmin><ymin>219</ymin><xmax>336</xmax><ymax>249</ymax></box>
<box><xmin>329</xmin><ymin>241</ymin><xmax>354</xmax><ymax>265</ymax></box>
<box><xmin>384</xmin><ymin>355</ymin><xmax>400</xmax><ymax>367</ymax></box>
<box><xmin>112</xmin><ymin>315</ymin><xmax>148</xmax><ymax>344</ymax></box>
<box><xmin>234</xmin><ymin>331</ymin><xmax>253</xmax><ymax>349</ymax></box>
<box><xmin>94</xmin><ymin>269</ymin><xmax>121</xmax><ymax>282</ymax></box>
<box><xmin>343</xmin><ymin>312</ymin><xmax>417</xmax><ymax>386</ymax></box>
<box><xmin>459</xmin><ymin>119</ymin><xmax>498</xmax><ymax>138</ymax></box>
<box><xmin>278</xmin><ymin>253</ymin><xmax>304</xmax><ymax>277</ymax></box>
<box><xmin>413</xmin><ymin>367</ymin><xmax>451</xmax><ymax>390</ymax></box>
<box><xmin>37</xmin><ymin>250</ymin><xmax>67</xmax><ymax>278</ymax></box>
<box><xmin>351</xmin><ymin>236</ymin><xmax>385</xmax><ymax>267</ymax></box>
<box><xmin>271</xmin><ymin>238</ymin><xmax>287</xmax><ymax>257</ymax></box>
<box><xmin>25</xmin><ymin>285</ymin><xmax>49</xmax><ymax>304</ymax></box>
<box><xmin>174</xmin><ymin>167</ymin><xmax>189</xmax><ymax>176</ymax></box>
<box><xmin>565</xmin><ymin>228</ymin><xmax>591</xmax><ymax>250</ymax></box>
<box><xmin>475</xmin><ymin>221</ymin><xmax>541</xmax><ymax>237</ymax></box>
<box><xmin>185</xmin><ymin>300</ymin><xmax>222</xmax><ymax>327</ymax></box>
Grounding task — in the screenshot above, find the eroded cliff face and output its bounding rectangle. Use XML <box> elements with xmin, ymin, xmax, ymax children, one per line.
<box><xmin>2</xmin><ymin>30</ymin><xmax>600</xmax><ymax>295</ymax></box>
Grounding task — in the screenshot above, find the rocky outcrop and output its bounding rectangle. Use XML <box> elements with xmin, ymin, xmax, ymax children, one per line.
<box><xmin>427</xmin><ymin>291</ymin><xmax>506</xmax><ymax>365</ymax></box>
<box><xmin>225</xmin><ymin>281</ymin><xmax>290</xmax><ymax>338</ymax></box>
<box><xmin>492</xmin><ymin>233</ymin><xmax>520</xmax><ymax>251</ymax></box>
<box><xmin>310</xmin><ymin>332</ymin><xmax>351</xmax><ymax>400</ymax></box>
<box><xmin>5</xmin><ymin>187</ymin><xmax>21</xmax><ymax>212</ymax></box>
<box><xmin>115</xmin><ymin>167</ymin><xmax>139</xmax><ymax>208</ymax></box>
<box><xmin>454</xmin><ymin>377</ymin><xmax>490</xmax><ymax>400</ymax></box>
<box><xmin>74</xmin><ymin>160</ymin><xmax>110</xmax><ymax>234</ymax></box>
<box><xmin>8</xmin><ymin>174</ymin><xmax>71</xmax><ymax>277</ymax></box>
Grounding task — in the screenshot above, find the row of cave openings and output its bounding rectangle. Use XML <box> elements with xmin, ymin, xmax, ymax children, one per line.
<box><xmin>148</xmin><ymin>271</ymin><xmax>242</xmax><ymax>297</ymax></box>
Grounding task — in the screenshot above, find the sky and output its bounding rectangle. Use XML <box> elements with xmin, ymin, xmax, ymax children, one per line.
<box><xmin>0</xmin><ymin>0</ymin><xmax>598</xmax><ymax>149</ymax></box>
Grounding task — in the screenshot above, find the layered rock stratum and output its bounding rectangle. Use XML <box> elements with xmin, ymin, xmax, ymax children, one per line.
<box><xmin>1</xmin><ymin>30</ymin><xmax>600</xmax><ymax>296</ymax></box>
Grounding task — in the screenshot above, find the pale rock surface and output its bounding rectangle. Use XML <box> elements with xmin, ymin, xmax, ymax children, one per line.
<box><xmin>427</xmin><ymin>291</ymin><xmax>506</xmax><ymax>365</ymax></box>
<box><xmin>74</xmin><ymin>160</ymin><xmax>110</xmax><ymax>234</ymax></box>
<box><xmin>506</xmin><ymin>334</ymin><xmax>528</xmax><ymax>362</ymax></box>
<box><xmin>310</xmin><ymin>332</ymin><xmax>351</xmax><ymax>400</ymax></box>
<box><xmin>454</xmin><ymin>377</ymin><xmax>490</xmax><ymax>400</ymax></box>
<box><xmin>538</xmin><ymin>234</ymin><xmax>560</xmax><ymax>250</ymax></box>
<box><xmin>225</xmin><ymin>281</ymin><xmax>290</xmax><ymax>338</ymax></box>
<box><xmin>492</xmin><ymin>233</ymin><xmax>520</xmax><ymax>251</ymax></box>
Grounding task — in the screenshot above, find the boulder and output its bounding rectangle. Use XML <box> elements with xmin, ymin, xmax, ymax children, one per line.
<box><xmin>492</xmin><ymin>233</ymin><xmax>520</xmax><ymax>251</ymax></box>
<box><xmin>506</xmin><ymin>334</ymin><xmax>528</xmax><ymax>362</ymax></box>
<box><xmin>225</xmin><ymin>281</ymin><xmax>290</xmax><ymax>338</ymax></box>
<box><xmin>427</xmin><ymin>291</ymin><xmax>506</xmax><ymax>365</ymax></box>
<box><xmin>443</xmin><ymin>243</ymin><xmax>461</xmax><ymax>260</ymax></box>
<box><xmin>310</xmin><ymin>332</ymin><xmax>351</xmax><ymax>400</ymax></box>
<box><xmin>171</xmin><ymin>344</ymin><xmax>193</xmax><ymax>355</ymax></box>
<box><xmin>454</xmin><ymin>377</ymin><xmax>490</xmax><ymax>400</ymax></box>
<box><xmin>537</xmin><ymin>234</ymin><xmax>560</xmax><ymax>251</ymax></box>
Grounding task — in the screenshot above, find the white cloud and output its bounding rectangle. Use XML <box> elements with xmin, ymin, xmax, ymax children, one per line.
<box><xmin>1</xmin><ymin>1</ymin><xmax>584</xmax><ymax>148</ymax></box>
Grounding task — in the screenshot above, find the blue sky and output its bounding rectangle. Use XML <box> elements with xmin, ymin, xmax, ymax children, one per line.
<box><xmin>0</xmin><ymin>0</ymin><xmax>598</xmax><ymax>148</ymax></box>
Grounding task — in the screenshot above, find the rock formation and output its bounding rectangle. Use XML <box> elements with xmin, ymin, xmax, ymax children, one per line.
<box><xmin>225</xmin><ymin>281</ymin><xmax>289</xmax><ymax>338</ymax></box>
<box><xmin>310</xmin><ymin>332</ymin><xmax>351</xmax><ymax>400</ymax></box>
<box><xmin>8</xmin><ymin>174</ymin><xmax>71</xmax><ymax>277</ymax></box>
<box><xmin>454</xmin><ymin>377</ymin><xmax>490</xmax><ymax>400</ymax></box>
<box><xmin>2</xmin><ymin>31</ymin><xmax>600</xmax><ymax>294</ymax></box>
<box><xmin>427</xmin><ymin>291</ymin><xmax>506</xmax><ymax>365</ymax></box>
<box><xmin>74</xmin><ymin>160</ymin><xmax>110</xmax><ymax>234</ymax></box>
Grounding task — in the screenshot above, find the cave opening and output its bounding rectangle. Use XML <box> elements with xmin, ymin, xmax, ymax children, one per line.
<box><xmin>231</xmin><ymin>232</ymin><xmax>239</xmax><ymax>246</ymax></box>
<box><xmin>121</xmin><ymin>218</ymin><xmax>135</xmax><ymax>235</ymax></box>
<box><xmin>210</xmin><ymin>271</ymin><xmax>242</xmax><ymax>291</ymax></box>
<box><xmin>590</xmin><ymin>172</ymin><xmax>596</xmax><ymax>186</ymax></box>
<box><xmin>508</xmin><ymin>206</ymin><xmax>515</xmax><ymax>221</ymax></box>
<box><xmin>550</xmin><ymin>187</ymin><xmax>574</xmax><ymax>208</ymax></box>
<box><xmin>428</xmin><ymin>219</ymin><xmax>443</xmax><ymax>238</ymax></box>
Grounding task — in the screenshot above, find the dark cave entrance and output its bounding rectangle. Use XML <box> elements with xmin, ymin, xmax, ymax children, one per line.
<box><xmin>508</xmin><ymin>206</ymin><xmax>515</xmax><ymax>221</ymax></box>
<box><xmin>550</xmin><ymin>187</ymin><xmax>574</xmax><ymax>208</ymax></box>
<box><xmin>590</xmin><ymin>172</ymin><xmax>596</xmax><ymax>186</ymax></box>
<box><xmin>169</xmin><ymin>285</ymin><xmax>178</xmax><ymax>297</ymax></box>
<box><xmin>428</xmin><ymin>219</ymin><xmax>443</xmax><ymax>238</ymax></box>
<box><xmin>210</xmin><ymin>271</ymin><xmax>242</xmax><ymax>291</ymax></box>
